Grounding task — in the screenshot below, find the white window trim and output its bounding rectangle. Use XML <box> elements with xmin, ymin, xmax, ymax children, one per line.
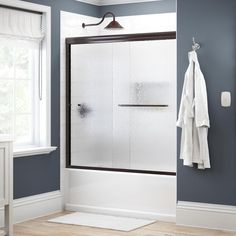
<box><xmin>14</xmin><ymin>146</ymin><xmax>57</xmax><ymax>158</ymax></box>
<box><xmin>0</xmin><ymin>0</ymin><xmax>56</xmax><ymax>157</ymax></box>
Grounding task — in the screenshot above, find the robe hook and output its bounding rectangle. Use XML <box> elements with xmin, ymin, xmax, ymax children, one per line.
<box><xmin>192</xmin><ymin>37</ymin><xmax>200</xmax><ymax>51</ymax></box>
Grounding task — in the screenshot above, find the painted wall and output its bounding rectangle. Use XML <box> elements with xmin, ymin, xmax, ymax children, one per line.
<box><xmin>177</xmin><ymin>0</ymin><xmax>236</xmax><ymax>206</ymax></box>
<box><xmin>14</xmin><ymin>0</ymin><xmax>99</xmax><ymax>199</ymax></box>
<box><xmin>100</xmin><ymin>0</ymin><xmax>176</xmax><ymax>16</ymax></box>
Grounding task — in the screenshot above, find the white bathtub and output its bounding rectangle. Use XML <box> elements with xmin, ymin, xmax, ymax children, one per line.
<box><xmin>65</xmin><ymin>169</ymin><xmax>176</xmax><ymax>222</ymax></box>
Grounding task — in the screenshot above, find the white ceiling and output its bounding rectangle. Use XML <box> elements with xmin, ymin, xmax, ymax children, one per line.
<box><xmin>77</xmin><ymin>0</ymin><xmax>163</xmax><ymax>6</ymax></box>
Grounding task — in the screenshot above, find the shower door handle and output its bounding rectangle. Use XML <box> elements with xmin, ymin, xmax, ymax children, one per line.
<box><xmin>77</xmin><ymin>103</ymin><xmax>91</xmax><ymax>118</ymax></box>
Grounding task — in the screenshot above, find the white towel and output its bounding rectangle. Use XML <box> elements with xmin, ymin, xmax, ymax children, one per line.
<box><xmin>177</xmin><ymin>51</ymin><xmax>210</xmax><ymax>169</ymax></box>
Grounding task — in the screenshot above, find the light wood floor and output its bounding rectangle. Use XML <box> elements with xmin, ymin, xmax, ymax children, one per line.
<box><xmin>13</xmin><ymin>212</ymin><xmax>236</xmax><ymax>236</ymax></box>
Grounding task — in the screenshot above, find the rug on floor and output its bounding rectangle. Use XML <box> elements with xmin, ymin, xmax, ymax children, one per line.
<box><xmin>48</xmin><ymin>212</ymin><xmax>156</xmax><ymax>232</ymax></box>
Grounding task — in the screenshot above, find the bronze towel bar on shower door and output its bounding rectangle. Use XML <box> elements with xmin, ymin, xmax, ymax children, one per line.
<box><xmin>77</xmin><ymin>104</ymin><xmax>169</xmax><ymax>107</ymax></box>
<box><xmin>118</xmin><ymin>104</ymin><xmax>168</xmax><ymax>107</ymax></box>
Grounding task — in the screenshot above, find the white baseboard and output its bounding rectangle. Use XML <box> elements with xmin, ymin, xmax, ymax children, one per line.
<box><xmin>0</xmin><ymin>191</ymin><xmax>63</xmax><ymax>226</ymax></box>
<box><xmin>66</xmin><ymin>203</ymin><xmax>176</xmax><ymax>222</ymax></box>
<box><xmin>177</xmin><ymin>201</ymin><xmax>236</xmax><ymax>232</ymax></box>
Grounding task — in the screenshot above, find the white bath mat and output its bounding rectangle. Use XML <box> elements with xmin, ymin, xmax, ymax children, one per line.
<box><xmin>48</xmin><ymin>212</ymin><xmax>155</xmax><ymax>231</ymax></box>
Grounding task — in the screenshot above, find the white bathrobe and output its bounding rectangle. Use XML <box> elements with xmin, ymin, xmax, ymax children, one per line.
<box><xmin>177</xmin><ymin>51</ymin><xmax>210</xmax><ymax>169</ymax></box>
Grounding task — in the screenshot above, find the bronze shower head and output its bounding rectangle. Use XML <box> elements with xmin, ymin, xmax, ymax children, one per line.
<box><xmin>82</xmin><ymin>12</ymin><xmax>124</xmax><ymax>30</ymax></box>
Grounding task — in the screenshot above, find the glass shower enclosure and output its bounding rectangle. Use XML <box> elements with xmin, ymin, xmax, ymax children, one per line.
<box><xmin>66</xmin><ymin>32</ymin><xmax>176</xmax><ymax>175</ymax></box>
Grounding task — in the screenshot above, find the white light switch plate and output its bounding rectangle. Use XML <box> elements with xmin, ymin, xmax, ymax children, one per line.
<box><xmin>221</xmin><ymin>91</ymin><xmax>231</xmax><ymax>107</ymax></box>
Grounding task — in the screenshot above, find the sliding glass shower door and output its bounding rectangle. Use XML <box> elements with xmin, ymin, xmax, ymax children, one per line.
<box><xmin>67</xmin><ymin>33</ymin><xmax>176</xmax><ymax>173</ymax></box>
<box><xmin>70</xmin><ymin>43</ymin><xmax>114</xmax><ymax>168</ymax></box>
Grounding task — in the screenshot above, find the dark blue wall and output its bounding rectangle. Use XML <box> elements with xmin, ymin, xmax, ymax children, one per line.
<box><xmin>177</xmin><ymin>0</ymin><xmax>236</xmax><ymax>206</ymax></box>
<box><xmin>100</xmin><ymin>0</ymin><xmax>175</xmax><ymax>16</ymax></box>
<box><xmin>14</xmin><ymin>0</ymin><xmax>98</xmax><ymax>199</ymax></box>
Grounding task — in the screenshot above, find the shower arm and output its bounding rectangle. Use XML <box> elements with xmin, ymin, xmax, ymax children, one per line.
<box><xmin>82</xmin><ymin>12</ymin><xmax>115</xmax><ymax>28</ymax></box>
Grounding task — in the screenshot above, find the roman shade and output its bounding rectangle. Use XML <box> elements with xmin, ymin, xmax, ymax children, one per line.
<box><xmin>0</xmin><ymin>7</ymin><xmax>44</xmax><ymax>40</ymax></box>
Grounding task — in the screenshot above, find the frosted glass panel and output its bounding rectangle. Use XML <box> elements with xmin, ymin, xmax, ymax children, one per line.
<box><xmin>70</xmin><ymin>39</ymin><xmax>176</xmax><ymax>172</ymax></box>
<box><xmin>70</xmin><ymin>44</ymin><xmax>113</xmax><ymax>167</ymax></box>
<box><xmin>130</xmin><ymin>40</ymin><xmax>176</xmax><ymax>172</ymax></box>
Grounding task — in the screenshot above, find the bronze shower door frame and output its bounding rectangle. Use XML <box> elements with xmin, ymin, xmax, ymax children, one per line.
<box><xmin>66</xmin><ymin>31</ymin><xmax>176</xmax><ymax>176</ymax></box>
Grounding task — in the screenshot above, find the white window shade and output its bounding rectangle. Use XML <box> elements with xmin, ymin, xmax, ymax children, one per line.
<box><xmin>0</xmin><ymin>7</ymin><xmax>44</xmax><ymax>40</ymax></box>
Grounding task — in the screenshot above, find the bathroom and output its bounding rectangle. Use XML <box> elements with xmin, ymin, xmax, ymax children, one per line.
<box><xmin>0</xmin><ymin>0</ymin><xmax>236</xmax><ymax>235</ymax></box>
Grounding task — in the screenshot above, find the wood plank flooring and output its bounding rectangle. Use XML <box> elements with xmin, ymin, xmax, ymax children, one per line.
<box><xmin>13</xmin><ymin>212</ymin><xmax>236</xmax><ymax>236</ymax></box>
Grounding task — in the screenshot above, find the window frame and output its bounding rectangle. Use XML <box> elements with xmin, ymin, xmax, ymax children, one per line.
<box><xmin>0</xmin><ymin>0</ymin><xmax>57</xmax><ymax>157</ymax></box>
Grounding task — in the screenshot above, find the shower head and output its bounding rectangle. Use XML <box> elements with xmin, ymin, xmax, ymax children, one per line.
<box><xmin>82</xmin><ymin>12</ymin><xmax>124</xmax><ymax>30</ymax></box>
<box><xmin>104</xmin><ymin>20</ymin><xmax>123</xmax><ymax>30</ymax></box>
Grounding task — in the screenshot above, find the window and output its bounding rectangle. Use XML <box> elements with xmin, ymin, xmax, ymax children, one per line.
<box><xmin>0</xmin><ymin>38</ymin><xmax>39</xmax><ymax>146</ymax></box>
<box><xmin>0</xmin><ymin>3</ymin><xmax>55</xmax><ymax>156</ymax></box>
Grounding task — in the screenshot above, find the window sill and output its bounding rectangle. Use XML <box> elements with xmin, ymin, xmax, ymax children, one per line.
<box><xmin>13</xmin><ymin>146</ymin><xmax>57</xmax><ymax>158</ymax></box>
